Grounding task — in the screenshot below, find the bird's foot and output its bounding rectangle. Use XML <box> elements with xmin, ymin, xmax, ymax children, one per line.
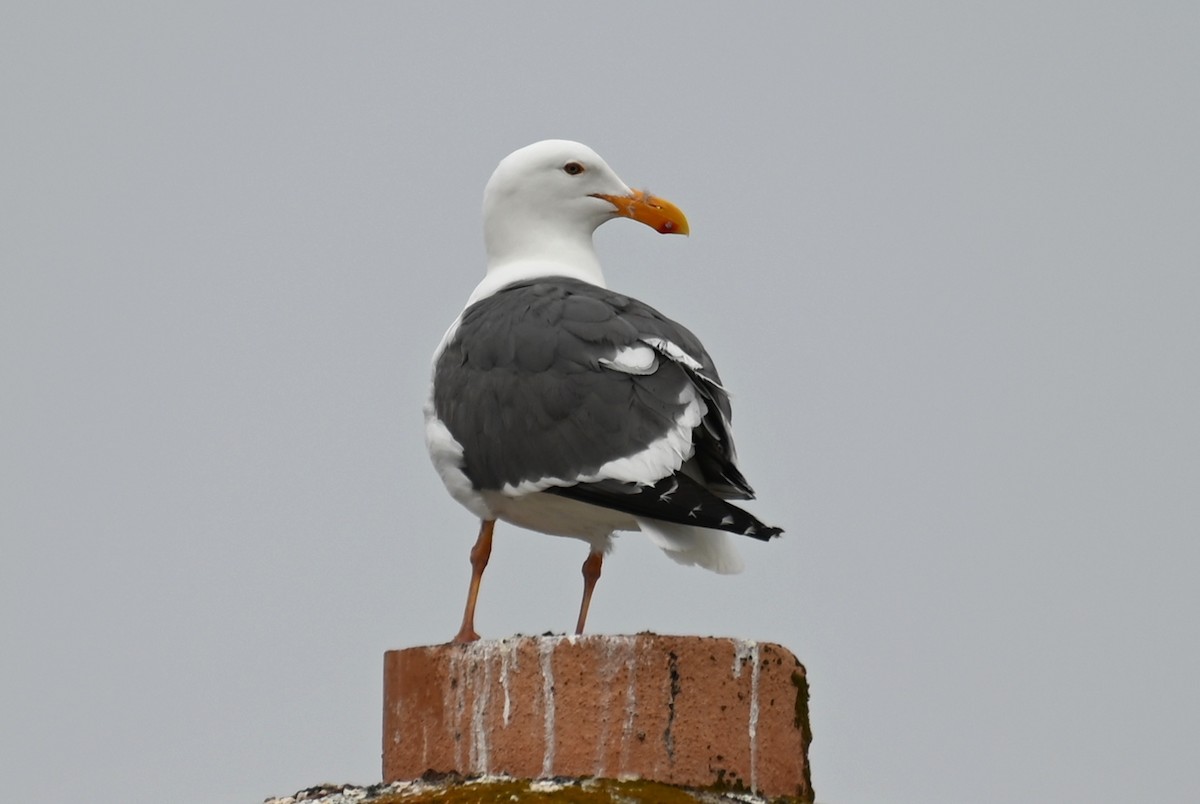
<box><xmin>451</xmin><ymin>627</ymin><xmax>481</xmax><ymax>644</ymax></box>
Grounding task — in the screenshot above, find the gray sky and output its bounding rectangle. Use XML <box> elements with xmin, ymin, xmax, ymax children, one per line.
<box><xmin>3</xmin><ymin>3</ymin><xmax>1198</xmax><ymax>803</ymax></box>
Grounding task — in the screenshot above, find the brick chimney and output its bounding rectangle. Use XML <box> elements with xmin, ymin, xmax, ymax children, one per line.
<box><xmin>382</xmin><ymin>634</ymin><xmax>814</xmax><ymax>801</ymax></box>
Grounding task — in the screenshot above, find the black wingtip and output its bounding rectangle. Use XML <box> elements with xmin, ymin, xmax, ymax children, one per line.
<box><xmin>734</xmin><ymin>523</ymin><xmax>782</xmax><ymax>542</ymax></box>
<box><xmin>742</xmin><ymin>523</ymin><xmax>784</xmax><ymax>542</ymax></box>
<box><xmin>546</xmin><ymin>472</ymin><xmax>784</xmax><ymax>542</ymax></box>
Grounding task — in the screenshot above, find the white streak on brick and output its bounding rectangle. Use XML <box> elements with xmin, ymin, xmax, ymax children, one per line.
<box><xmin>447</xmin><ymin>649</ymin><xmax>466</xmax><ymax>772</ymax></box>
<box><xmin>749</xmin><ymin>642</ymin><xmax>761</xmax><ymax>794</ymax></box>
<box><xmin>731</xmin><ymin>639</ymin><xmax>761</xmax><ymax>793</ymax></box>
<box><xmin>732</xmin><ymin>638</ymin><xmax>756</xmax><ymax>678</ymax></box>
<box><xmin>468</xmin><ymin>642</ymin><xmax>492</xmax><ymax>773</ymax></box>
<box><xmin>594</xmin><ymin>636</ymin><xmax>634</xmax><ymax>776</ymax></box>
<box><xmin>498</xmin><ymin>638</ymin><xmax>516</xmax><ymax>727</ymax></box>
<box><xmin>617</xmin><ymin>636</ymin><xmax>639</xmax><ymax>775</ymax></box>
<box><xmin>539</xmin><ymin>638</ymin><xmax>557</xmax><ymax>777</ymax></box>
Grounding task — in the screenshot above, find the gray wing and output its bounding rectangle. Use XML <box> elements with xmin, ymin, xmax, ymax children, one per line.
<box><xmin>432</xmin><ymin>277</ymin><xmax>752</xmax><ymax>498</ymax></box>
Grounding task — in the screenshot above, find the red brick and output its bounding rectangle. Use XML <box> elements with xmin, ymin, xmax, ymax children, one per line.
<box><xmin>383</xmin><ymin>634</ymin><xmax>813</xmax><ymax>801</ymax></box>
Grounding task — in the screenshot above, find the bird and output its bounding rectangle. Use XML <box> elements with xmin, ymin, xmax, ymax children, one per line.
<box><xmin>424</xmin><ymin>140</ymin><xmax>782</xmax><ymax>643</ymax></box>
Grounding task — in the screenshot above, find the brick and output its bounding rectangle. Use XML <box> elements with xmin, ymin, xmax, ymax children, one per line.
<box><xmin>382</xmin><ymin>634</ymin><xmax>813</xmax><ymax>801</ymax></box>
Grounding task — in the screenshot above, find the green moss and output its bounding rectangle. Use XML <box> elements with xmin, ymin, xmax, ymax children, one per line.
<box><xmin>708</xmin><ymin>766</ymin><xmax>749</xmax><ymax>795</ymax></box>
<box><xmin>790</xmin><ymin>670</ymin><xmax>810</xmax><ymax>736</ymax></box>
<box><xmin>365</xmin><ymin>775</ymin><xmax>811</xmax><ymax>803</ymax></box>
<box><xmin>790</xmin><ymin>669</ymin><xmax>814</xmax><ymax>802</ymax></box>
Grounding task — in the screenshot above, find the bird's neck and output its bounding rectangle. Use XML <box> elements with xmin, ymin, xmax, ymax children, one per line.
<box><xmin>474</xmin><ymin>226</ymin><xmax>607</xmax><ymax>304</ymax></box>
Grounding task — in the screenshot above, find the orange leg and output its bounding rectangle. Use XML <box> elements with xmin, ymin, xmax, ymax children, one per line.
<box><xmin>574</xmin><ymin>550</ymin><xmax>604</xmax><ymax>635</ymax></box>
<box><xmin>452</xmin><ymin>519</ymin><xmax>495</xmax><ymax>644</ymax></box>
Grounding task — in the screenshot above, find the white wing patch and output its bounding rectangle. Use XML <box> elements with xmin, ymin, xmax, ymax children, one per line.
<box><xmin>500</xmin><ymin>384</ymin><xmax>706</xmax><ymax>496</ymax></box>
<box><xmin>642</xmin><ymin>336</ymin><xmax>726</xmax><ymax>390</ymax></box>
<box><xmin>599</xmin><ymin>344</ymin><xmax>659</xmax><ymax>375</ymax></box>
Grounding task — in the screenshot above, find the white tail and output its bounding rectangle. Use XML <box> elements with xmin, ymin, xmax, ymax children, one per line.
<box><xmin>636</xmin><ymin>518</ymin><xmax>745</xmax><ymax>575</ymax></box>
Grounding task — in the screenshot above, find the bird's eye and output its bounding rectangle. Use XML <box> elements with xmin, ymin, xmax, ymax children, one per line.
<box><xmin>562</xmin><ymin>161</ymin><xmax>585</xmax><ymax>175</ymax></box>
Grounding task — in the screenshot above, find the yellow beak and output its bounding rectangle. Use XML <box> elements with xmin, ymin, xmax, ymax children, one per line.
<box><xmin>591</xmin><ymin>189</ymin><xmax>690</xmax><ymax>235</ymax></box>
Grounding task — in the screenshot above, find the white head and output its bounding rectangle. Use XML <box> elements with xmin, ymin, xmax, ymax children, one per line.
<box><xmin>475</xmin><ymin>139</ymin><xmax>688</xmax><ymax>299</ymax></box>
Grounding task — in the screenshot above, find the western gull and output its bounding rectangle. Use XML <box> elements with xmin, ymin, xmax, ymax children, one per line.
<box><xmin>425</xmin><ymin>139</ymin><xmax>782</xmax><ymax>643</ymax></box>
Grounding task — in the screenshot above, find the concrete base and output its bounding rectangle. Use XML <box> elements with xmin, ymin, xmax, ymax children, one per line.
<box><xmin>382</xmin><ymin>634</ymin><xmax>813</xmax><ymax>801</ymax></box>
